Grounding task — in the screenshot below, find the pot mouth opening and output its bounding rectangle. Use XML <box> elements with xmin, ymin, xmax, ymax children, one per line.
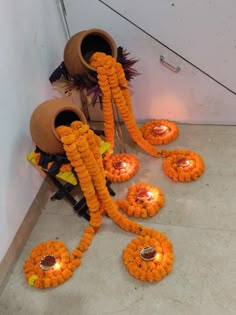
<box><xmin>53</xmin><ymin>110</ymin><xmax>81</xmax><ymax>139</ymax></box>
<box><xmin>81</xmin><ymin>33</ymin><xmax>113</xmax><ymax>70</ymax></box>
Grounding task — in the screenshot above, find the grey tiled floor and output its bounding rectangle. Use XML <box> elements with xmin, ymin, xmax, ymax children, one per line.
<box><xmin>0</xmin><ymin>124</ymin><xmax>236</xmax><ymax>315</ymax></box>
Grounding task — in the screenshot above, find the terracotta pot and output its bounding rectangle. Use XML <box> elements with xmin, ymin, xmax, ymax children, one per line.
<box><xmin>64</xmin><ymin>28</ymin><xmax>117</xmax><ymax>77</ymax></box>
<box><xmin>30</xmin><ymin>98</ymin><xmax>87</xmax><ymax>154</ymax></box>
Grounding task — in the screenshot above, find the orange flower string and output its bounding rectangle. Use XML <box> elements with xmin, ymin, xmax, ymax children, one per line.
<box><xmin>117</xmin><ymin>183</ymin><xmax>165</xmax><ymax>218</ymax></box>
<box><xmin>90</xmin><ymin>53</ymin><xmax>164</xmax><ymax>158</ymax></box>
<box><xmin>23</xmin><ymin>124</ymin><xmax>102</xmax><ymax>289</ymax></box>
<box><xmin>71</xmin><ymin>121</ymin><xmax>105</xmax><ymax>179</ymax></box>
<box><xmin>90</xmin><ymin>52</ymin><xmax>205</xmax><ymax>182</ymax></box>
<box><xmin>24</xmin><ymin>121</ymin><xmax>174</xmax><ymax>287</ymax></box>
<box><xmin>162</xmin><ymin>149</ymin><xmax>205</xmax><ymax>182</ymax></box>
<box><xmin>71</xmin><ymin>122</ymin><xmax>174</xmax><ymax>283</ymax></box>
<box><xmin>96</xmin><ymin>64</ymin><xmax>115</xmax><ymax>152</ymax></box>
<box><xmin>69</xmin><ymin>128</ymin><xmax>174</xmax><ymax>283</ymax></box>
<box><xmin>140</xmin><ymin>120</ymin><xmax>179</xmax><ymax>145</ymax></box>
<box><xmin>103</xmin><ymin>153</ymin><xmax>139</xmax><ymax>183</ymax></box>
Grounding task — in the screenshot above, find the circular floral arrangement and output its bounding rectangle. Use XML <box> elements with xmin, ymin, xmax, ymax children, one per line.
<box><xmin>140</xmin><ymin>120</ymin><xmax>179</xmax><ymax>145</ymax></box>
<box><xmin>103</xmin><ymin>153</ymin><xmax>139</xmax><ymax>182</ymax></box>
<box><xmin>123</xmin><ymin>234</ymin><xmax>174</xmax><ymax>282</ymax></box>
<box><xmin>117</xmin><ymin>183</ymin><xmax>165</xmax><ymax>218</ymax></box>
<box><xmin>23</xmin><ymin>240</ymin><xmax>75</xmax><ymax>289</ymax></box>
<box><xmin>162</xmin><ymin>149</ymin><xmax>205</xmax><ymax>182</ymax></box>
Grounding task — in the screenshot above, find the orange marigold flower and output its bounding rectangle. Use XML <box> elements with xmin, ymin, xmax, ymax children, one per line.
<box><xmin>140</xmin><ymin>120</ymin><xmax>179</xmax><ymax>145</ymax></box>
<box><xmin>25</xmin><ymin>119</ymin><xmax>177</xmax><ymax>289</ymax></box>
<box><xmin>103</xmin><ymin>153</ymin><xmax>139</xmax><ymax>183</ymax></box>
<box><xmin>23</xmin><ymin>241</ymin><xmax>71</xmax><ymax>289</ymax></box>
<box><xmin>162</xmin><ymin>149</ymin><xmax>205</xmax><ymax>182</ymax></box>
<box><xmin>117</xmin><ymin>183</ymin><xmax>165</xmax><ymax>218</ymax></box>
<box><xmin>90</xmin><ymin>52</ymin><xmax>163</xmax><ymax>158</ymax></box>
<box><xmin>123</xmin><ymin>235</ymin><xmax>174</xmax><ymax>282</ymax></box>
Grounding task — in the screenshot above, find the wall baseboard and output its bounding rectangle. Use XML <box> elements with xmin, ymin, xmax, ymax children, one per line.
<box><xmin>0</xmin><ymin>180</ymin><xmax>51</xmax><ymax>293</ymax></box>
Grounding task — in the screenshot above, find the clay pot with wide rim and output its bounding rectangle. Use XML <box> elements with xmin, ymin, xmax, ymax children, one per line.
<box><xmin>30</xmin><ymin>98</ymin><xmax>87</xmax><ymax>154</ymax></box>
<box><xmin>64</xmin><ymin>28</ymin><xmax>117</xmax><ymax>77</ymax></box>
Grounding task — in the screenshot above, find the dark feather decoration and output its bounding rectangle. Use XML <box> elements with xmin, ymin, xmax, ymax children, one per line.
<box><xmin>49</xmin><ymin>47</ymin><xmax>139</xmax><ymax>106</ymax></box>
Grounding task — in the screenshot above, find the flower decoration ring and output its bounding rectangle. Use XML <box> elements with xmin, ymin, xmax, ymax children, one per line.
<box><xmin>117</xmin><ymin>183</ymin><xmax>165</xmax><ymax>218</ymax></box>
<box><xmin>140</xmin><ymin>120</ymin><xmax>179</xmax><ymax>145</ymax></box>
<box><xmin>23</xmin><ymin>240</ymin><xmax>76</xmax><ymax>289</ymax></box>
<box><xmin>162</xmin><ymin>149</ymin><xmax>205</xmax><ymax>182</ymax></box>
<box><xmin>104</xmin><ymin>153</ymin><xmax>139</xmax><ymax>183</ymax></box>
<box><xmin>123</xmin><ymin>234</ymin><xmax>174</xmax><ymax>282</ymax></box>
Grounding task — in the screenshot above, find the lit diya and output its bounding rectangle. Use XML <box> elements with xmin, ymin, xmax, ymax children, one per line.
<box><xmin>117</xmin><ymin>183</ymin><xmax>165</xmax><ymax>218</ymax></box>
<box><xmin>24</xmin><ymin>240</ymin><xmax>74</xmax><ymax>289</ymax></box>
<box><xmin>162</xmin><ymin>149</ymin><xmax>205</xmax><ymax>182</ymax></box>
<box><xmin>40</xmin><ymin>255</ymin><xmax>56</xmax><ymax>271</ymax></box>
<box><xmin>136</xmin><ymin>189</ymin><xmax>153</xmax><ymax>201</ymax></box>
<box><xmin>123</xmin><ymin>235</ymin><xmax>174</xmax><ymax>282</ymax></box>
<box><xmin>140</xmin><ymin>246</ymin><xmax>157</xmax><ymax>261</ymax></box>
<box><xmin>176</xmin><ymin>157</ymin><xmax>191</xmax><ymax>168</ymax></box>
<box><xmin>140</xmin><ymin>120</ymin><xmax>179</xmax><ymax>145</ymax></box>
<box><xmin>153</xmin><ymin>124</ymin><xmax>170</xmax><ymax>135</ymax></box>
<box><xmin>113</xmin><ymin>160</ymin><xmax>127</xmax><ymax>170</ymax></box>
<box><xmin>104</xmin><ymin>153</ymin><xmax>139</xmax><ymax>183</ymax></box>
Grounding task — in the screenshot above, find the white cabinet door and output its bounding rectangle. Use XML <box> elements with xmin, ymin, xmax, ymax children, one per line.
<box><xmin>63</xmin><ymin>0</ymin><xmax>236</xmax><ymax>124</ymax></box>
<box><xmin>102</xmin><ymin>0</ymin><xmax>236</xmax><ymax>93</ymax></box>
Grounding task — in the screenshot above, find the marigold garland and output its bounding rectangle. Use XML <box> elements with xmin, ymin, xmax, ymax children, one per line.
<box><xmin>24</xmin><ymin>122</ymin><xmax>103</xmax><ymax>288</ymax></box>
<box><xmin>25</xmin><ymin>48</ymin><xmax>206</xmax><ymax>287</ymax></box>
<box><xmin>90</xmin><ymin>52</ymin><xmax>164</xmax><ymax>158</ymax></box>
<box><xmin>24</xmin><ymin>121</ymin><xmax>174</xmax><ymax>288</ymax></box>
<box><xmin>88</xmin><ymin>52</ymin><xmax>205</xmax><ymax>182</ymax></box>
<box><xmin>123</xmin><ymin>235</ymin><xmax>174</xmax><ymax>282</ymax></box>
<box><xmin>103</xmin><ymin>153</ymin><xmax>139</xmax><ymax>183</ymax></box>
<box><xmin>117</xmin><ymin>183</ymin><xmax>165</xmax><ymax>218</ymax></box>
<box><xmin>140</xmin><ymin>120</ymin><xmax>179</xmax><ymax>145</ymax></box>
<box><xmin>162</xmin><ymin>149</ymin><xmax>205</xmax><ymax>182</ymax></box>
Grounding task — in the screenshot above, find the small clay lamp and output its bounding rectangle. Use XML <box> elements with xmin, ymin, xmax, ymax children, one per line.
<box><xmin>40</xmin><ymin>255</ymin><xmax>56</xmax><ymax>271</ymax></box>
<box><xmin>113</xmin><ymin>160</ymin><xmax>127</xmax><ymax>170</ymax></box>
<box><xmin>140</xmin><ymin>247</ymin><xmax>157</xmax><ymax>261</ymax></box>
<box><xmin>153</xmin><ymin>125</ymin><xmax>170</xmax><ymax>135</ymax></box>
<box><xmin>176</xmin><ymin>157</ymin><xmax>191</xmax><ymax>168</ymax></box>
<box><xmin>136</xmin><ymin>189</ymin><xmax>153</xmax><ymax>202</ymax></box>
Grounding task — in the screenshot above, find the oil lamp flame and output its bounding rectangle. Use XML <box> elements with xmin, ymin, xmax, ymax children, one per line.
<box><xmin>154</xmin><ymin>253</ymin><xmax>162</xmax><ymax>262</ymax></box>
<box><xmin>40</xmin><ymin>255</ymin><xmax>56</xmax><ymax>271</ymax></box>
<box><xmin>113</xmin><ymin>160</ymin><xmax>127</xmax><ymax>170</ymax></box>
<box><xmin>140</xmin><ymin>247</ymin><xmax>156</xmax><ymax>261</ymax></box>
<box><xmin>176</xmin><ymin>157</ymin><xmax>191</xmax><ymax>168</ymax></box>
<box><xmin>136</xmin><ymin>189</ymin><xmax>153</xmax><ymax>201</ymax></box>
<box><xmin>53</xmin><ymin>262</ymin><xmax>61</xmax><ymax>270</ymax></box>
<box><xmin>153</xmin><ymin>125</ymin><xmax>169</xmax><ymax>135</ymax></box>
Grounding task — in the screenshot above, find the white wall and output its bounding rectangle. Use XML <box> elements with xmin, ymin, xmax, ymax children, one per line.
<box><xmin>64</xmin><ymin>0</ymin><xmax>236</xmax><ymax>124</ymax></box>
<box><xmin>0</xmin><ymin>0</ymin><xmax>67</xmax><ymax>262</ymax></box>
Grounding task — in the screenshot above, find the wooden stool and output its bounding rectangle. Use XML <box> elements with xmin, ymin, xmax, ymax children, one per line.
<box><xmin>27</xmin><ymin>152</ymin><xmax>116</xmax><ymax>221</ymax></box>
